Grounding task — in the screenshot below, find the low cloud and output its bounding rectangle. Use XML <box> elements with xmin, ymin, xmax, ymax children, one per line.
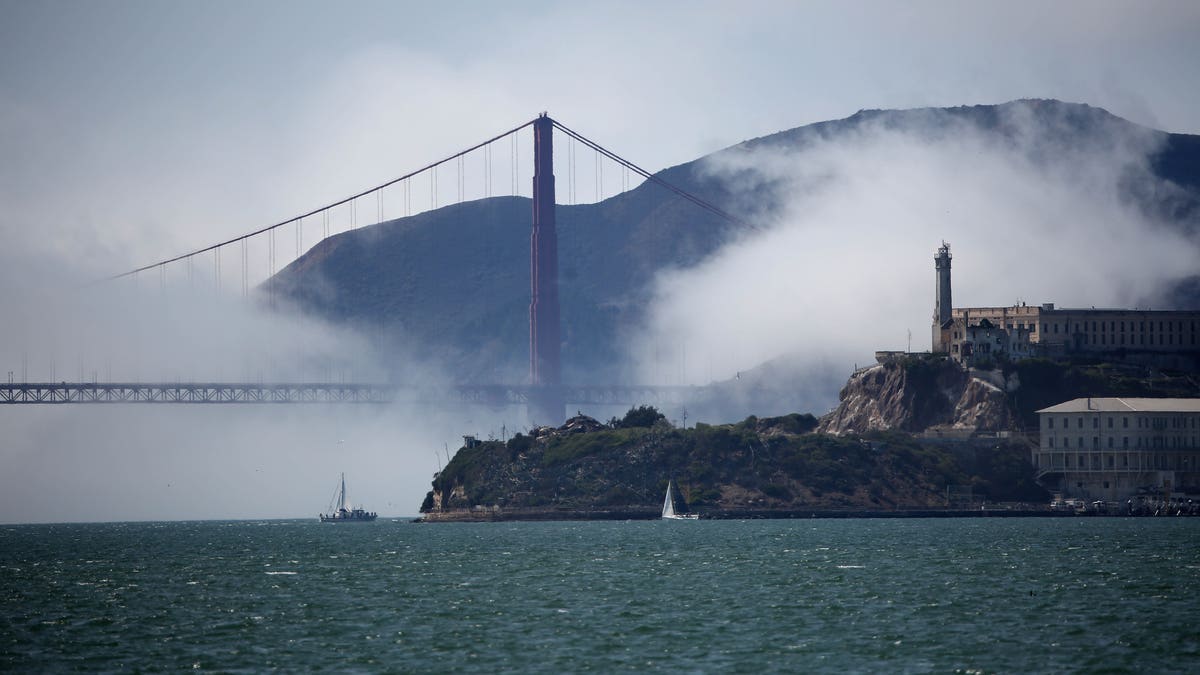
<box><xmin>0</xmin><ymin>257</ymin><xmax>521</xmax><ymax>523</ymax></box>
<box><xmin>627</xmin><ymin>103</ymin><xmax>1200</xmax><ymax>417</ymax></box>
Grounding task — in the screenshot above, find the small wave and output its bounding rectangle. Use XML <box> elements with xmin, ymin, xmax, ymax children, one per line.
<box><xmin>265</xmin><ymin>571</ymin><xmax>298</xmax><ymax>575</ymax></box>
<box><xmin>836</xmin><ymin>565</ymin><xmax>865</xmax><ymax>569</ymax></box>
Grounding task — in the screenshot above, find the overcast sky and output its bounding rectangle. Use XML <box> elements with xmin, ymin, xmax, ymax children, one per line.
<box><xmin>2</xmin><ymin>0</ymin><xmax>1199</xmax><ymax>523</ymax></box>
<box><xmin>3</xmin><ymin>0</ymin><xmax>1198</xmax><ymax>274</ymax></box>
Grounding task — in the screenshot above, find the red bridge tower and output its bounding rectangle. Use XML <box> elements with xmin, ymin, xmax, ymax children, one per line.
<box><xmin>529</xmin><ymin>114</ymin><xmax>564</xmax><ymax>423</ymax></box>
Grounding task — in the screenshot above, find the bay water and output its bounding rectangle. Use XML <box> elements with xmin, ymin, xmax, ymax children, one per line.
<box><xmin>2</xmin><ymin>518</ymin><xmax>1198</xmax><ymax>672</ymax></box>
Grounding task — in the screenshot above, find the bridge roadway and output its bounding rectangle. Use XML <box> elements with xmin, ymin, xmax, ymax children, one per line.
<box><xmin>0</xmin><ymin>382</ymin><xmax>697</xmax><ymax>407</ymax></box>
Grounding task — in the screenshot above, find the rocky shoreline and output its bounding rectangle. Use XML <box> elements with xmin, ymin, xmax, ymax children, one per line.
<box><xmin>416</xmin><ymin>506</ymin><xmax>1110</xmax><ymax>522</ymax></box>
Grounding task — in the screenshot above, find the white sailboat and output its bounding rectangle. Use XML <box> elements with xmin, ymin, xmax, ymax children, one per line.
<box><xmin>662</xmin><ymin>479</ymin><xmax>699</xmax><ymax>520</ymax></box>
<box><xmin>319</xmin><ymin>473</ymin><xmax>378</xmax><ymax>522</ymax></box>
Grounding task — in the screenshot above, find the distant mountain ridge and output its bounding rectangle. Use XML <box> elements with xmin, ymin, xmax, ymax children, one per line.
<box><xmin>269</xmin><ymin>100</ymin><xmax>1200</xmax><ymax>389</ymax></box>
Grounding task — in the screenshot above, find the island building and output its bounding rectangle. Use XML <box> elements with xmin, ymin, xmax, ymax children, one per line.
<box><xmin>1035</xmin><ymin>397</ymin><xmax>1200</xmax><ymax>501</ymax></box>
<box><xmin>930</xmin><ymin>242</ymin><xmax>1200</xmax><ymax>369</ymax></box>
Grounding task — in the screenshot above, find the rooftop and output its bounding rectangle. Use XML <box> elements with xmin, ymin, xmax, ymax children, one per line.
<box><xmin>1037</xmin><ymin>398</ymin><xmax>1200</xmax><ymax>414</ymax></box>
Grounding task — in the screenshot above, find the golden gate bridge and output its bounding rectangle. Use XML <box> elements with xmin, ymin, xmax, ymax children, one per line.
<box><xmin>0</xmin><ymin>114</ymin><xmax>745</xmax><ymax>422</ymax></box>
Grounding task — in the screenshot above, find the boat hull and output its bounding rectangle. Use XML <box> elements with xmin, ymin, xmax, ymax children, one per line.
<box><xmin>319</xmin><ymin>513</ymin><xmax>378</xmax><ymax>523</ymax></box>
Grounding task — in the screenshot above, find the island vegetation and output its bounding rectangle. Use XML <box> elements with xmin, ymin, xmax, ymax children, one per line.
<box><xmin>420</xmin><ymin>403</ymin><xmax>1047</xmax><ymax>520</ymax></box>
<box><xmin>420</xmin><ymin>352</ymin><xmax>1200</xmax><ymax>520</ymax></box>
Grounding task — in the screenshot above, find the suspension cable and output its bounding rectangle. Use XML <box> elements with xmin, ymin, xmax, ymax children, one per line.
<box><xmin>108</xmin><ymin>117</ymin><xmax>539</xmax><ymax>280</ymax></box>
<box><xmin>550</xmin><ymin>119</ymin><xmax>755</xmax><ymax>231</ymax></box>
<box><xmin>108</xmin><ymin>114</ymin><xmax>751</xmax><ymax>283</ymax></box>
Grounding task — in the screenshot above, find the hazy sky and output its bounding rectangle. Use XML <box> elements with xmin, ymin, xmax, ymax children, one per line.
<box><xmin>3</xmin><ymin>0</ymin><xmax>1198</xmax><ymax>274</ymax></box>
<box><xmin>2</xmin><ymin>0</ymin><xmax>1199</xmax><ymax>522</ymax></box>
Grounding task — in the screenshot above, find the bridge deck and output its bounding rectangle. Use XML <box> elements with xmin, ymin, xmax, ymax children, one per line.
<box><xmin>0</xmin><ymin>383</ymin><xmax>695</xmax><ymax>406</ymax></box>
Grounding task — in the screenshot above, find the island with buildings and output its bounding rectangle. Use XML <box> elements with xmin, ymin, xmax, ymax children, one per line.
<box><xmin>420</xmin><ymin>244</ymin><xmax>1200</xmax><ymax>520</ymax></box>
<box><xmin>927</xmin><ymin>241</ymin><xmax>1199</xmax><ymax>507</ymax></box>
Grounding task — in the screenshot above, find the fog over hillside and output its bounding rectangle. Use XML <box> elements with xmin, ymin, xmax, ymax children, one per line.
<box><xmin>629</xmin><ymin>100</ymin><xmax>1200</xmax><ymax>418</ymax></box>
<box><xmin>260</xmin><ymin>100</ymin><xmax>1200</xmax><ymax>421</ymax></box>
<box><xmin>3</xmin><ymin>100</ymin><xmax>1199</xmax><ymax>522</ymax></box>
<box><xmin>4</xmin><ymin>1</ymin><xmax>1200</xmax><ymax>524</ymax></box>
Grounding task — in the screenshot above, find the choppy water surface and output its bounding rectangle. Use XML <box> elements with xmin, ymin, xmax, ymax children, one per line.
<box><xmin>2</xmin><ymin>518</ymin><xmax>1198</xmax><ymax>672</ymax></box>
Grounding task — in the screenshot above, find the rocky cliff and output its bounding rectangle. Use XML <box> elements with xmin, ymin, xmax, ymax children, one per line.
<box><xmin>819</xmin><ymin>356</ymin><xmax>1014</xmax><ymax>435</ymax></box>
<box><xmin>819</xmin><ymin>354</ymin><xmax>1200</xmax><ymax>436</ymax></box>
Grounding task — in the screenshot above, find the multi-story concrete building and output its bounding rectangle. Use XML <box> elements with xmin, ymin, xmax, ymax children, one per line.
<box><xmin>1035</xmin><ymin>397</ymin><xmax>1200</xmax><ymax>501</ymax></box>
<box><xmin>930</xmin><ymin>243</ymin><xmax>1200</xmax><ymax>365</ymax></box>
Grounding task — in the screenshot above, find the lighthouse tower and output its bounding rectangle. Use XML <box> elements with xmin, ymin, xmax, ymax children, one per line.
<box><xmin>932</xmin><ymin>242</ymin><xmax>952</xmax><ymax>352</ymax></box>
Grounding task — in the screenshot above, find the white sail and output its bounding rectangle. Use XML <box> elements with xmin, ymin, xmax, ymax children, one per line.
<box><xmin>662</xmin><ymin>479</ymin><xmax>698</xmax><ymax>519</ymax></box>
<box><xmin>339</xmin><ymin>473</ymin><xmax>351</xmax><ymax>512</ymax></box>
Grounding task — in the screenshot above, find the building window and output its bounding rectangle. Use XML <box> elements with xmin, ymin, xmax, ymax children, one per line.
<box><xmin>1107</xmin><ymin>417</ymin><xmax>1113</xmax><ymax>428</ymax></box>
<box><xmin>1049</xmin><ymin>437</ymin><xmax>1055</xmax><ymax>448</ymax></box>
<box><xmin>1092</xmin><ymin>437</ymin><xmax>1099</xmax><ymax>449</ymax></box>
<box><xmin>1093</xmin><ymin>418</ymin><xmax>1099</xmax><ymax>429</ymax></box>
<box><xmin>1123</xmin><ymin>437</ymin><xmax>1129</xmax><ymax>449</ymax></box>
<box><xmin>1123</xmin><ymin>417</ymin><xmax>1128</xmax><ymax>428</ymax></box>
<box><xmin>1077</xmin><ymin>418</ymin><xmax>1083</xmax><ymax>429</ymax></box>
<box><xmin>1048</xmin><ymin>418</ymin><xmax>1054</xmax><ymax>429</ymax></box>
<box><xmin>1065</xmin><ymin>437</ymin><xmax>1071</xmax><ymax>448</ymax></box>
<box><xmin>1108</xmin><ymin>437</ymin><xmax>1114</xmax><ymax>448</ymax></box>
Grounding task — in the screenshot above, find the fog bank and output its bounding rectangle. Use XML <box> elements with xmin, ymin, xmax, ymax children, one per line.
<box><xmin>629</xmin><ymin>104</ymin><xmax>1200</xmax><ymax>416</ymax></box>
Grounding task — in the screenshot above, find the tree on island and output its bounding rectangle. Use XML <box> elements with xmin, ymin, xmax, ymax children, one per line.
<box><xmin>612</xmin><ymin>405</ymin><xmax>667</xmax><ymax>429</ymax></box>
